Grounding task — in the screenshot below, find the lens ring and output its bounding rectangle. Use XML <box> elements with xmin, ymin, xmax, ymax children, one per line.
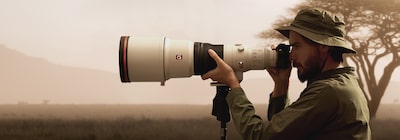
<box><xmin>119</xmin><ymin>36</ymin><xmax>130</xmax><ymax>82</ymax></box>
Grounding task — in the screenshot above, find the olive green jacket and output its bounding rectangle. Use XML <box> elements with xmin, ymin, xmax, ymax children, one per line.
<box><xmin>226</xmin><ymin>67</ymin><xmax>371</xmax><ymax>140</ymax></box>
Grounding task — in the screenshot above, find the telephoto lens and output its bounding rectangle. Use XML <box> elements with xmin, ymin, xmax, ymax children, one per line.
<box><xmin>119</xmin><ymin>36</ymin><xmax>291</xmax><ymax>85</ymax></box>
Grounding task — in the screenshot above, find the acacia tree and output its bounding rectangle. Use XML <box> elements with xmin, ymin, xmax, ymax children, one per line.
<box><xmin>259</xmin><ymin>0</ymin><xmax>400</xmax><ymax>118</ymax></box>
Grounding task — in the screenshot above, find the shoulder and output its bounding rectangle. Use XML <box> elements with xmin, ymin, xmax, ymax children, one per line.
<box><xmin>301</xmin><ymin>79</ymin><xmax>336</xmax><ymax>100</ymax></box>
<box><xmin>304</xmin><ymin>78</ymin><xmax>346</xmax><ymax>102</ymax></box>
<box><xmin>291</xmin><ymin>84</ymin><xmax>335</xmax><ymax>109</ymax></box>
<box><xmin>302</xmin><ymin>75</ymin><xmax>363</xmax><ymax>110</ymax></box>
<box><xmin>304</xmin><ymin>67</ymin><xmax>360</xmax><ymax>96</ymax></box>
<box><xmin>297</xmin><ymin>80</ymin><xmax>341</xmax><ymax>112</ymax></box>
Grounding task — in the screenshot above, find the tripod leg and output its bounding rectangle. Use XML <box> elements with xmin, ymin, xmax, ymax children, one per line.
<box><xmin>212</xmin><ymin>85</ymin><xmax>230</xmax><ymax>140</ymax></box>
<box><xmin>221</xmin><ymin>121</ymin><xmax>227</xmax><ymax>140</ymax></box>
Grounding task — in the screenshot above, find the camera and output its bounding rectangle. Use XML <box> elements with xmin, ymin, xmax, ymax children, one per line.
<box><xmin>119</xmin><ymin>36</ymin><xmax>291</xmax><ymax>85</ymax></box>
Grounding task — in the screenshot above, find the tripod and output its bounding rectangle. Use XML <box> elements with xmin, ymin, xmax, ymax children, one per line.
<box><xmin>211</xmin><ymin>82</ymin><xmax>231</xmax><ymax>140</ymax></box>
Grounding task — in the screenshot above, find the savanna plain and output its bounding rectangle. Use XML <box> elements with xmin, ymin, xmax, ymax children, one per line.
<box><xmin>0</xmin><ymin>104</ymin><xmax>398</xmax><ymax>140</ymax></box>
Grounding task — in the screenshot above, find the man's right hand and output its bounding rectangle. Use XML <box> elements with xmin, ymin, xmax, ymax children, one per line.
<box><xmin>201</xmin><ymin>49</ymin><xmax>240</xmax><ymax>89</ymax></box>
<box><xmin>266</xmin><ymin>65</ymin><xmax>292</xmax><ymax>97</ymax></box>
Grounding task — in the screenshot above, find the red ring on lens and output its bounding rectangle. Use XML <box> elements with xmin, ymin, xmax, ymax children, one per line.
<box><xmin>122</xmin><ymin>37</ymin><xmax>129</xmax><ymax>82</ymax></box>
<box><xmin>119</xmin><ymin>36</ymin><xmax>130</xmax><ymax>82</ymax></box>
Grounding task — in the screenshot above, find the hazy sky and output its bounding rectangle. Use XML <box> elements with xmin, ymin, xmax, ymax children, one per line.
<box><xmin>1</xmin><ymin>0</ymin><xmax>400</xmax><ymax>104</ymax></box>
<box><xmin>0</xmin><ymin>0</ymin><xmax>299</xmax><ymax>72</ymax></box>
<box><xmin>1</xmin><ymin>0</ymin><xmax>399</xmax><ymax>80</ymax></box>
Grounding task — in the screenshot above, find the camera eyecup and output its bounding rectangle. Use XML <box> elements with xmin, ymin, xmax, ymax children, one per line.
<box><xmin>276</xmin><ymin>44</ymin><xmax>291</xmax><ymax>69</ymax></box>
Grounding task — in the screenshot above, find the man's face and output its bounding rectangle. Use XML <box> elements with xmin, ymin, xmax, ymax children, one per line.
<box><xmin>289</xmin><ymin>31</ymin><xmax>324</xmax><ymax>82</ymax></box>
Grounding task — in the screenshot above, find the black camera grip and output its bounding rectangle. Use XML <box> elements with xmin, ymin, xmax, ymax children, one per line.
<box><xmin>276</xmin><ymin>44</ymin><xmax>291</xmax><ymax>69</ymax></box>
<box><xmin>194</xmin><ymin>42</ymin><xmax>224</xmax><ymax>75</ymax></box>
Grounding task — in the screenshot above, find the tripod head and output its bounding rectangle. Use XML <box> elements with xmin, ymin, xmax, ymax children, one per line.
<box><xmin>210</xmin><ymin>82</ymin><xmax>233</xmax><ymax>140</ymax></box>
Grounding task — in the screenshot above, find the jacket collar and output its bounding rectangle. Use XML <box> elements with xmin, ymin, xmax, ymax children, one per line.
<box><xmin>307</xmin><ymin>67</ymin><xmax>355</xmax><ymax>86</ymax></box>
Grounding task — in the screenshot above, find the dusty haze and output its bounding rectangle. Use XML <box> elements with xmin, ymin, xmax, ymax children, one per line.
<box><xmin>0</xmin><ymin>0</ymin><xmax>399</xmax><ymax>104</ymax></box>
<box><xmin>1</xmin><ymin>42</ymin><xmax>400</xmax><ymax>104</ymax></box>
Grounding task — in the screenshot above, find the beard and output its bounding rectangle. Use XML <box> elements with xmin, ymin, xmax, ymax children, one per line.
<box><xmin>295</xmin><ymin>57</ymin><xmax>323</xmax><ymax>83</ymax></box>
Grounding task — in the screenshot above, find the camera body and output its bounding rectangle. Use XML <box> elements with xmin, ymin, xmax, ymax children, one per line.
<box><xmin>119</xmin><ymin>36</ymin><xmax>290</xmax><ymax>85</ymax></box>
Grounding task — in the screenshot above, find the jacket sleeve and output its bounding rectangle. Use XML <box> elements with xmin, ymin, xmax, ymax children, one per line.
<box><xmin>226</xmin><ymin>87</ymin><xmax>265</xmax><ymax>140</ymax></box>
<box><xmin>267</xmin><ymin>93</ymin><xmax>289</xmax><ymax>121</ymax></box>
<box><xmin>226</xmin><ymin>86</ymin><xmax>338</xmax><ymax>140</ymax></box>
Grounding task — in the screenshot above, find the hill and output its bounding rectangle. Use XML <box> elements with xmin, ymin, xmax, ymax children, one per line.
<box><xmin>0</xmin><ymin>45</ymin><xmax>218</xmax><ymax>104</ymax></box>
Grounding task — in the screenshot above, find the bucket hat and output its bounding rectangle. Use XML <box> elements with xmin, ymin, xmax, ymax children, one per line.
<box><xmin>276</xmin><ymin>8</ymin><xmax>356</xmax><ymax>53</ymax></box>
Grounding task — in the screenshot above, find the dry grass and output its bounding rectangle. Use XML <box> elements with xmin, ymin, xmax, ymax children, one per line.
<box><xmin>0</xmin><ymin>104</ymin><xmax>398</xmax><ymax>140</ymax></box>
<box><xmin>0</xmin><ymin>117</ymin><xmax>243</xmax><ymax>140</ymax></box>
<box><xmin>0</xmin><ymin>104</ymin><xmax>218</xmax><ymax>120</ymax></box>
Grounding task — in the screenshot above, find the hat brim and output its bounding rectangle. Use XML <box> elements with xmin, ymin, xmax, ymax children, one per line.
<box><xmin>276</xmin><ymin>26</ymin><xmax>356</xmax><ymax>54</ymax></box>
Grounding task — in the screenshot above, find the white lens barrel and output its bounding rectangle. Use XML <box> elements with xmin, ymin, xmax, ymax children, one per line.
<box><xmin>124</xmin><ymin>37</ymin><xmax>194</xmax><ymax>85</ymax></box>
<box><xmin>224</xmin><ymin>44</ymin><xmax>277</xmax><ymax>72</ymax></box>
<box><xmin>164</xmin><ymin>39</ymin><xmax>194</xmax><ymax>80</ymax></box>
<box><xmin>121</xmin><ymin>36</ymin><xmax>279</xmax><ymax>85</ymax></box>
<box><xmin>264</xmin><ymin>47</ymin><xmax>277</xmax><ymax>68</ymax></box>
<box><xmin>127</xmin><ymin>37</ymin><xmax>166</xmax><ymax>83</ymax></box>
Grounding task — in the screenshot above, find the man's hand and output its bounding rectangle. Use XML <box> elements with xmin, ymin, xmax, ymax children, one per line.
<box><xmin>266</xmin><ymin>64</ymin><xmax>292</xmax><ymax>97</ymax></box>
<box><xmin>266</xmin><ymin>44</ymin><xmax>292</xmax><ymax>97</ymax></box>
<box><xmin>201</xmin><ymin>49</ymin><xmax>240</xmax><ymax>89</ymax></box>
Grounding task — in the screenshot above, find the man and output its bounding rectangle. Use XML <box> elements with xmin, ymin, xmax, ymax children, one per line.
<box><xmin>201</xmin><ymin>8</ymin><xmax>371</xmax><ymax>140</ymax></box>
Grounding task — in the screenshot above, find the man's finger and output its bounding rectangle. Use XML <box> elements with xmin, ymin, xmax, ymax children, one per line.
<box><xmin>201</xmin><ymin>73</ymin><xmax>208</xmax><ymax>80</ymax></box>
<box><xmin>207</xmin><ymin>49</ymin><xmax>224</xmax><ymax>64</ymax></box>
<box><xmin>201</xmin><ymin>70</ymin><xmax>215</xmax><ymax>80</ymax></box>
<box><xmin>270</xmin><ymin>44</ymin><xmax>276</xmax><ymax>50</ymax></box>
<box><xmin>266</xmin><ymin>68</ymin><xmax>277</xmax><ymax>75</ymax></box>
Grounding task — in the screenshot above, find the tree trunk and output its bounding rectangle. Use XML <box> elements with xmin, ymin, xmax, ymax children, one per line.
<box><xmin>368</xmin><ymin>93</ymin><xmax>383</xmax><ymax>118</ymax></box>
<box><xmin>367</xmin><ymin>61</ymin><xmax>397</xmax><ymax>118</ymax></box>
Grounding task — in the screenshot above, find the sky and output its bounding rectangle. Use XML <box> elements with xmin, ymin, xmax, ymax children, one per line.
<box><xmin>0</xmin><ymin>0</ymin><xmax>301</xmax><ymax>73</ymax></box>
<box><xmin>1</xmin><ymin>0</ymin><xmax>398</xmax><ymax>79</ymax></box>
<box><xmin>0</xmin><ymin>0</ymin><xmax>399</xmax><ymax>104</ymax></box>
